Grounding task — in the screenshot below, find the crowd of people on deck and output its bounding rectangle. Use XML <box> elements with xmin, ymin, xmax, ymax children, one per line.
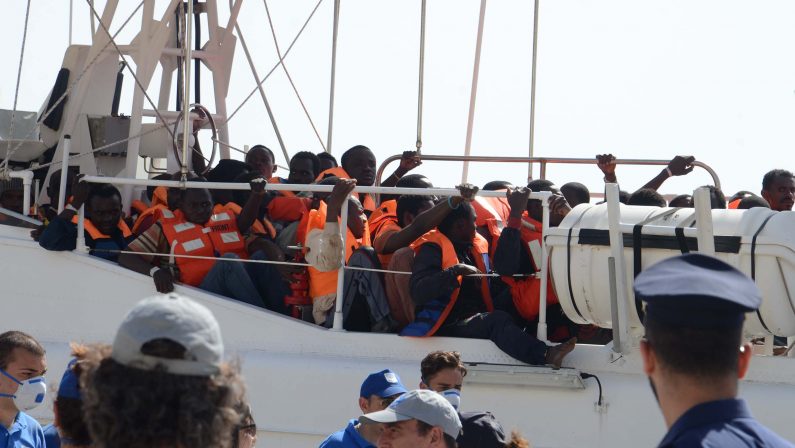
<box><xmin>6</xmin><ymin>146</ymin><xmax>795</xmax><ymax>365</ymax></box>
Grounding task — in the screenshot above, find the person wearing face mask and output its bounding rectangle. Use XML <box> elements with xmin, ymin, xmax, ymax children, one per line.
<box><xmin>320</xmin><ymin>369</ymin><xmax>408</xmax><ymax>448</ymax></box>
<box><xmin>636</xmin><ymin>254</ymin><xmax>794</xmax><ymax>447</ymax></box>
<box><xmin>0</xmin><ymin>331</ymin><xmax>48</xmax><ymax>448</ymax></box>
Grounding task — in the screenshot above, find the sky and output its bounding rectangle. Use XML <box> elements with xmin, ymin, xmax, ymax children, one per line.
<box><xmin>2</xmin><ymin>0</ymin><xmax>795</xmax><ymax>199</ymax></box>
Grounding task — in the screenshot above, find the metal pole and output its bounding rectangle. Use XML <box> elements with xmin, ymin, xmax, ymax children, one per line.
<box><xmin>57</xmin><ymin>136</ymin><xmax>72</xmax><ymax>213</ymax></box>
<box><xmin>537</xmin><ymin>192</ymin><xmax>549</xmax><ymax>342</ymax></box>
<box><xmin>415</xmin><ymin>0</ymin><xmax>427</xmax><ymax>153</ymax></box>
<box><xmin>606</xmin><ymin>183</ymin><xmax>631</xmax><ymax>354</ymax></box>
<box><xmin>76</xmin><ymin>205</ymin><xmax>88</xmax><ymax>254</ymax></box>
<box><xmin>608</xmin><ymin>257</ymin><xmax>621</xmax><ymax>354</ymax></box>
<box><xmin>181</xmin><ymin>0</ymin><xmax>195</xmax><ymax>178</ymax></box>
<box><xmin>8</xmin><ymin>171</ymin><xmax>33</xmax><ymax>216</ymax></box>
<box><xmin>693</xmin><ymin>187</ymin><xmax>715</xmax><ymax>255</ymax></box>
<box><xmin>527</xmin><ymin>0</ymin><xmax>540</xmax><ymax>181</ymax></box>
<box><xmin>89</xmin><ymin>0</ymin><xmax>97</xmax><ymax>37</ymax></box>
<box><xmin>326</xmin><ymin>0</ymin><xmax>341</xmax><ymax>154</ymax></box>
<box><xmin>461</xmin><ymin>0</ymin><xmax>488</xmax><ymax>184</ymax></box>
<box><xmin>69</xmin><ymin>0</ymin><xmax>74</xmax><ymax>45</ymax></box>
<box><xmin>33</xmin><ymin>179</ymin><xmax>40</xmax><ymax>217</ymax></box>
<box><xmin>332</xmin><ymin>197</ymin><xmax>349</xmax><ymax>331</ymax></box>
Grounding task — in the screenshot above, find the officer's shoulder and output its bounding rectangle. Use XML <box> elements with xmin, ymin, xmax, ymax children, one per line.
<box><xmin>318</xmin><ymin>428</ymin><xmax>346</xmax><ymax>448</ymax></box>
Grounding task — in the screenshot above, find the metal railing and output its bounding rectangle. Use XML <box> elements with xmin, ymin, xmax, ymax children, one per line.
<box><xmin>78</xmin><ymin>176</ymin><xmax>555</xmax><ymax>341</ymax></box>
<box><xmin>376</xmin><ymin>154</ymin><xmax>722</xmax><ymax>191</ymax></box>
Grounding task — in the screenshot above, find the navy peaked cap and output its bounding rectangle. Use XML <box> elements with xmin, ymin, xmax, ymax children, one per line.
<box><xmin>634</xmin><ymin>253</ymin><xmax>761</xmax><ymax>329</ymax></box>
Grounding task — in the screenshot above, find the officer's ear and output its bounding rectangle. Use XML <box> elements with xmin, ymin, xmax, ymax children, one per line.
<box><xmin>737</xmin><ymin>342</ymin><xmax>753</xmax><ymax>379</ymax></box>
<box><xmin>639</xmin><ymin>338</ymin><xmax>656</xmax><ymax>376</ymax></box>
<box><xmin>358</xmin><ymin>396</ymin><xmax>369</xmax><ymax>413</ymax></box>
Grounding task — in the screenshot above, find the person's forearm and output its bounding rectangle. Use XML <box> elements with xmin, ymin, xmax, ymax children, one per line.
<box><xmin>381</xmin><ymin>199</ymin><xmax>460</xmax><ymax>254</ymax></box>
<box><xmin>237</xmin><ymin>193</ymin><xmax>265</xmax><ymax>234</ymax></box>
<box><xmin>118</xmin><ymin>252</ymin><xmax>156</xmax><ymax>275</ymax></box>
<box><xmin>639</xmin><ymin>170</ymin><xmax>669</xmax><ymax>192</ymax></box>
<box><xmin>493</xmin><ymin>226</ymin><xmax>522</xmax><ymax>275</ymax></box>
<box><xmin>380</xmin><ymin>167</ymin><xmax>408</xmax><ymax>188</ymax></box>
<box><xmin>410</xmin><ymin>245</ymin><xmax>459</xmax><ymax>305</ymax></box>
<box><xmin>38</xmin><ymin>217</ymin><xmax>78</xmax><ymax>252</ymax></box>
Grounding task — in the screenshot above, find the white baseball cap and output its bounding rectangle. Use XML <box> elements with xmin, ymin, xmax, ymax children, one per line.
<box><xmin>112</xmin><ymin>293</ymin><xmax>223</xmax><ymax>376</ymax></box>
<box><xmin>360</xmin><ymin>389</ymin><xmax>462</xmax><ymax>438</ymax></box>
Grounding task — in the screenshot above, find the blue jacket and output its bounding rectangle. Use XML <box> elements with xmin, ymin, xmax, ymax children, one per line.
<box><xmin>319</xmin><ymin>419</ymin><xmax>374</xmax><ymax>448</ymax></box>
<box><xmin>0</xmin><ymin>412</ymin><xmax>46</xmax><ymax>448</ymax></box>
<box><xmin>39</xmin><ymin>216</ymin><xmax>134</xmax><ymax>262</ymax></box>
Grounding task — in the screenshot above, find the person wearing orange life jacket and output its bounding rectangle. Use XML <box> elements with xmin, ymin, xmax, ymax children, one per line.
<box><xmin>403</xmin><ymin>201</ymin><xmax>576</xmax><ymax>367</ymax></box>
<box><xmin>369</xmin><ymin>173</ymin><xmax>435</xmax><ymax>244</ymax></box>
<box><xmin>302</xmin><ymin>179</ymin><xmax>375</xmax><ymax>324</ymax></box>
<box><xmin>39</xmin><ymin>180</ymin><xmax>134</xmax><ymax>263</ymax></box>
<box><xmin>316</xmin><ymin>147</ymin><xmax>422</xmax><ymax>215</ymax></box>
<box><xmin>119</xmin><ymin>178</ymin><xmax>289</xmax><ymax>312</ymax></box>
<box><xmin>267</xmin><ymin>151</ymin><xmax>318</xmax><ymax>223</ymax></box>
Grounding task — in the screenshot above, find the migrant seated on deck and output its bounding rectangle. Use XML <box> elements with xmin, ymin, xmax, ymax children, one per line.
<box><xmin>38</xmin><ymin>180</ymin><xmax>134</xmax><ymax>263</ymax></box>
<box><xmin>403</xmin><ymin>202</ymin><xmax>576</xmax><ymax>368</ymax></box>
<box><xmin>118</xmin><ymin>179</ymin><xmax>289</xmax><ymax>313</ymax></box>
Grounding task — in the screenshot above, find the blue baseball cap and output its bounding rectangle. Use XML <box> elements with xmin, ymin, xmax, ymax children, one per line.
<box><xmin>634</xmin><ymin>254</ymin><xmax>761</xmax><ymax>329</ymax></box>
<box><xmin>360</xmin><ymin>369</ymin><xmax>408</xmax><ymax>398</ymax></box>
<box><xmin>57</xmin><ymin>359</ymin><xmax>81</xmax><ymax>400</ymax></box>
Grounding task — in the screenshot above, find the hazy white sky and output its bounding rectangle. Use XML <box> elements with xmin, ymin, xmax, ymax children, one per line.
<box><xmin>2</xmin><ymin>0</ymin><xmax>794</xmax><ymax>198</ymax></box>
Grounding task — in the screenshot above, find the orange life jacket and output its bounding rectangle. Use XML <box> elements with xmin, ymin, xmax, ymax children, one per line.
<box><xmin>315</xmin><ymin>166</ymin><xmax>376</xmax><ymax>213</ymax></box>
<box><xmin>492</xmin><ymin>215</ymin><xmax>558</xmax><ymax>321</ymax></box>
<box><xmin>131</xmin><ymin>204</ymin><xmax>169</xmax><ymax>235</ymax></box>
<box><xmin>368</xmin><ymin>200</ymin><xmax>397</xmax><ymax>241</ymax></box>
<box><xmin>213</xmin><ymin>202</ymin><xmax>276</xmax><ymax>239</ymax></box>
<box><xmin>728</xmin><ymin>198</ymin><xmax>741</xmax><ymax>209</ymax></box>
<box><xmin>266</xmin><ymin>178</ymin><xmax>312</xmax><ymax>222</ymax></box>
<box><xmin>151</xmin><ymin>186</ymin><xmax>168</xmax><ymax>208</ymax></box>
<box><xmin>472</xmin><ymin>193</ymin><xmax>511</xmax><ymax>227</ymax></box>
<box><xmin>160</xmin><ymin>209</ymin><xmax>248</xmax><ymax>287</ymax></box>
<box><xmin>130</xmin><ymin>199</ymin><xmax>149</xmax><ymax>217</ymax></box>
<box><xmin>70</xmin><ymin>215</ymin><xmax>133</xmax><ymax>261</ymax></box>
<box><xmin>401</xmin><ymin>231</ymin><xmax>493</xmax><ymax>337</ymax></box>
<box><xmin>302</xmin><ymin>204</ymin><xmax>371</xmax><ymax>301</ymax></box>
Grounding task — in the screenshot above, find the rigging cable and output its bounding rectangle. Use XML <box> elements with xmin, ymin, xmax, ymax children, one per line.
<box><xmin>2</xmin><ymin>1</ymin><xmax>145</xmax><ymax>172</ymax></box>
<box><xmin>263</xmin><ymin>0</ymin><xmax>327</xmax><ymax>152</ymax></box>
<box><xmin>461</xmin><ymin>0</ymin><xmax>488</xmax><ymax>184</ymax></box>
<box><xmin>415</xmin><ymin>0</ymin><xmax>427</xmax><ymax>154</ymax></box>
<box><xmin>527</xmin><ymin>0</ymin><xmax>540</xmax><ymax>181</ymax></box>
<box><xmin>232</xmin><ymin>13</ymin><xmax>290</xmax><ymax>165</ymax></box>
<box><xmin>2</xmin><ymin>0</ymin><xmax>33</xmax><ymax>174</ymax></box>
<box><xmin>326</xmin><ymin>0</ymin><xmax>341</xmax><ymax>154</ymax></box>
<box><xmin>226</xmin><ymin>0</ymin><xmax>325</xmax><ymax>123</ymax></box>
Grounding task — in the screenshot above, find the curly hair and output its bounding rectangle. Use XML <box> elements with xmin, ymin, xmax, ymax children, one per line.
<box><xmin>80</xmin><ymin>344</ymin><xmax>244</xmax><ymax>448</ymax></box>
<box><xmin>55</xmin><ymin>343</ymin><xmax>111</xmax><ymax>445</ymax></box>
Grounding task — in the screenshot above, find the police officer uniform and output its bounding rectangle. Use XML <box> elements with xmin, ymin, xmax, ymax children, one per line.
<box><xmin>634</xmin><ymin>253</ymin><xmax>794</xmax><ymax>448</ymax></box>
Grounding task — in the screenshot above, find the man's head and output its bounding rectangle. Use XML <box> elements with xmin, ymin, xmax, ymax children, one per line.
<box><xmin>81</xmin><ymin>294</ymin><xmax>244</xmax><ymax>448</ymax></box>
<box><xmin>482</xmin><ymin>181</ymin><xmax>513</xmax><ymax>191</ymax></box>
<box><xmin>0</xmin><ymin>331</ymin><xmax>47</xmax><ymax>412</ymax></box>
<box><xmin>47</xmin><ymin>168</ymin><xmax>77</xmax><ymax>208</ymax></box>
<box><xmin>437</xmin><ymin>202</ymin><xmax>476</xmax><ymax>245</ymax></box>
<box><xmin>738</xmin><ymin>195</ymin><xmax>770</xmax><ymax>210</ymax></box>
<box><xmin>668</xmin><ymin>194</ymin><xmax>693</xmax><ymax>208</ymax></box>
<box><xmin>560</xmin><ymin>182</ymin><xmax>590</xmax><ymax>207</ymax></box>
<box><xmin>382</xmin><ymin>174</ymin><xmax>434</xmax><ymax>203</ymax></box>
<box><xmin>700</xmin><ymin>185</ymin><xmax>726</xmax><ymax>209</ymax></box>
<box><xmin>361</xmin><ymin>389</ymin><xmax>462</xmax><ymax>448</ymax></box>
<box><xmin>341</xmin><ymin>145</ymin><xmax>377</xmax><ymax>186</ymax></box>
<box><xmin>628</xmin><ymin>189</ymin><xmax>666</xmax><ymax>207</ymax></box>
<box><xmin>635</xmin><ymin>255</ymin><xmax>760</xmax><ymax>416</ymax></box>
<box><xmin>526</xmin><ymin>179</ymin><xmax>560</xmax><ymax>225</ymax></box>
<box><xmin>359</xmin><ymin>369</ymin><xmax>408</xmax><ymax>414</ymax></box>
<box><xmin>206</xmin><ymin>159</ymin><xmax>250</xmax><ymax>205</ymax></box>
<box><xmin>419</xmin><ymin>351</ymin><xmax>466</xmax><ymax>393</ymax></box>
<box><xmin>167</xmin><ymin>171</ymin><xmax>204</xmax><ymax>210</ymax></box>
<box><xmin>86</xmin><ymin>184</ymin><xmax>123</xmax><ymax>236</ymax></box>
<box><xmin>317</xmin><ymin>151</ymin><xmax>339</xmax><ymax>172</ymax></box>
<box><xmin>288</xmin><ymin>151</ymin><xmax>320</xmax><ymax>185</ymax></box>
<box><xmin>179</xmin><ymin>186</ymin><xmax>214</xmax><ymax>225</ymax></box>
<box><xmin>347</xmin><ymin>196</ymin><xmax>367</xmax><ymax>239</ymax></box>
<box><xmin>761</xmin><ymin>169</ymin><xmax>795</xmax><ymax>211</ymax></box>
<box><xmin>0</xmin><ymin>180</ymin><xmax>24</xmax><ymax>214</ymax></box>
<box><xmin>396</xmin><ymin>196</ymin><xmax>434</xmax><ymax>228</ymax></box>
<box><xmin>245</xmin><ymin>145</ymin><xmax>276</xmax><ymax>178</ymax></box>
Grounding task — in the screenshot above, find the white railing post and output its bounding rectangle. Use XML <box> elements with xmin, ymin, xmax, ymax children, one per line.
<box><xmin>57</xmin><ymin>135</ymin><xmax>71</xmax><ymax>213</ymax></box>
<box><xmin>537</xmin><ymin>192</ymin><xmax>550</xmax><ymax>342</ymax></box>
<box><xmin>606</xmin><ymin>184</ymin><xmax>631</xmax><ymax>353</ymax></box>
<box><xmin>693</xmin><ymin>187</ymin><xmax>715</xmax><ymax>256</ymax></box>
<box><xmin>8</xmin><ymin>170</ymin><xmax>33</xmax><ymax>216</ymax></box>
<box><xmin>332</xmin><ymin>197</ymin><xmax>349</xmax><ymax>331</ymax></box>
<box><xmin>76</xmin><ymin>205</ymin><xmax>88</xmax><ymax>254</ymax></box>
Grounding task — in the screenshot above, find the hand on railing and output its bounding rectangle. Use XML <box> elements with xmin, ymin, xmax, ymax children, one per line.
<box><xmin>667</xmin><ymin>155</ymin><xmax>695</xmax><ymax>176</ymax></box>
<box><xmin>549</xmin><ymin>194</ymin><xmax>572</xmax><ymax>219</ymax></box>
<box><xmin>397</xmin><ymin>150</ymin><xmax>422</xmax><ymax>174</ymax></box>
<box><xmin>249</xmin><ymin>176</ymin><xmax>267</xmax><ymax>196</ymax></box>
<box><xmin>152</xmin><ymin>268</ymin><xmax>176</xmax><ymax>293</ymax></box>
<box><xmin>507</xmin><ymin>187</ymin><xmax>531</xmax><ymax>218</ymax></box>
<box><xmin>449</xmin><ymin>264</ymin><xmax>481</xmax><ymax>277</ymax></box>
<box><xmin>70</xmin><ymin>174</ymin><xmax>91</xmax><ymax>211</ymax></box>
<box><xmin>326</xmin><ymin>178</ymin><xmax>357</xmax><ymax>219</ymax></box>
<box><xmin>596</xmin><ymin>154</ymin><xmax>617</xmax><ymax>183</ymax></box>
<box><xmin>449</xmin><ymin>183</ymin><xmax>479</xmax><ymax>208</ymax></box>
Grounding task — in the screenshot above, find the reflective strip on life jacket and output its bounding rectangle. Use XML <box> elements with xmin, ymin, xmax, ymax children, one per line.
<box><xmin>400</xmin><ymin>230</ymin><xmax>493</xmax><ymax>337</ymax></box>
<box><xmin>160</xmin><ymin>209</ymin><xmax>248</xmax><ymax>286</ymax></box>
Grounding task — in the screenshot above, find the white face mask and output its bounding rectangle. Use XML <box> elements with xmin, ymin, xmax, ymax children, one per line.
<box><xmin>441</xmin><ymin>389</ymin><xmax>461</xmax><ymax>411</ymax></box>
<box><xmin>0</xmin><ymin>369</ymin><xmax>47</xmax><ymax>411</ymax></box>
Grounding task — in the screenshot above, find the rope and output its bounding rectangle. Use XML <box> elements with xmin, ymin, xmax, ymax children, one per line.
<box><xmin>2</xmin><ymin>0</ymin><xmax>33</xmax><ymax>173</ymax></box>
<box><xmin>232</xmin><ymin>19</ymin><xmax>290</xmax><ymax>164</ymax></box>
<box><xmin>415</xmin><ymin>0</ymin><xmax>427</xmax><ymax>154</ymax></box>
<box><xmin>461</xmin><ymin>0</ymin><xmax>488</xmax><ymax>184</ymax></box>
<box><xmin>263</xmin><ymin>0</ymin><xmax>327</xmax><ymax>152</ymax></box>
<box><xmin>89</xmin><ymin>248</ymin><xmax>532</xmax><ymax>278</ymax></box>
<box><xmin>1</xmin><ymin>1</ymin><xmax>146</xmax><ymax>171</ymax></box>
<box><xmin>226</xmin><ymin>0</ymin><xmax>325</xmax><ymax>124</ymax></box>
<box><xmin>327</xmin><ymin>0</ymin><xmax>341</xmax><ymax>154</ymax></box>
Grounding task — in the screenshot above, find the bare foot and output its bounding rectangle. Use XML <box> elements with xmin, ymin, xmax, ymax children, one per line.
<box><xmin>545</xmin><ymin>337</ymin><xmax>577</xmax><ymax>369</ymax></box>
